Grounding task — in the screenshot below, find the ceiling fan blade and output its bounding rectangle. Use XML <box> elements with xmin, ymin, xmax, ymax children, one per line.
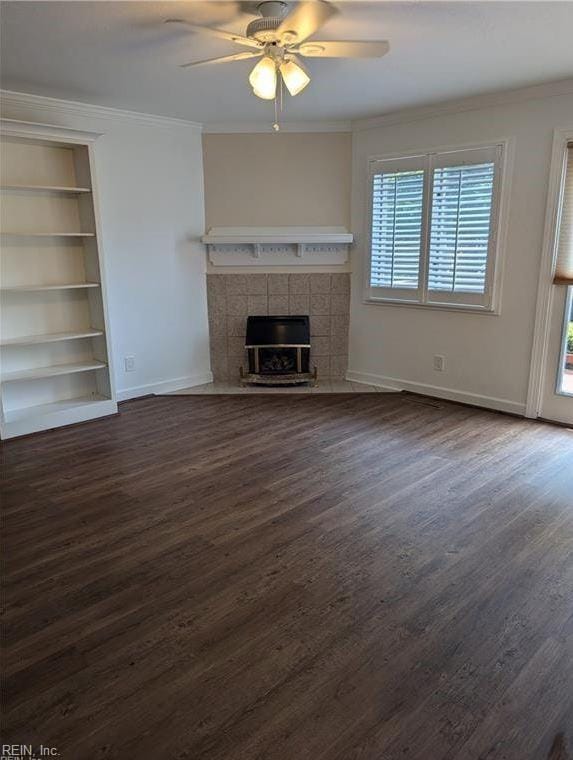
<box><xmin>164</xmin><ymin>18</ymin><xmax>262</xmax><ymax>50</ymax></box>
<box><xmin>296</xmin><ymin>40</ymin><xmax>390</xmax><ymax>58</ymax></box>
<box><xmin>180</xmin><ymin>51</ymin><xmax>263</xmax><ymax>68</ymax></box>
<box><xmin>276</xmin><ymin>1</ymin><xmax>338</xmax><ymax>46</ymax></box>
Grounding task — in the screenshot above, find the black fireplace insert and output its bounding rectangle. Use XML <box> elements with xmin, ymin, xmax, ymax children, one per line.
<box><xmin>242</xmin><ymin>315</ymin><xmax>314</xmax><ymax>384</ymax></box>
<box><xmin>246</xmin><ymin>315</ymin><xmax>310</xmax><ymax>347</ymax></box>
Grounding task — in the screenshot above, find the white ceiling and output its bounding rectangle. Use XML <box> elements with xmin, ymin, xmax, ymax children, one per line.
<box><xmin>1</xmin><ymin>1</ymin><xmax>573</xmax><ymax>126</ymax></box>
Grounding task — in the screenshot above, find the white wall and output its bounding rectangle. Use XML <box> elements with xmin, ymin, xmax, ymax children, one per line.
<box><xmin>349</xmin><ymin>89</ymin><xmax>573</xmax><ymax>414</ymax></box>
<box><xmin>1</xmin><ymin>91</ymin><xmax>212</xmax><ymax>399</ymax></box>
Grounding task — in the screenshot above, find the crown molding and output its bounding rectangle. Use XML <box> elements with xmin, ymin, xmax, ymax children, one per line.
<box><xmin>352</xmin><ymin>78</ymin><xmax>573</xmax><ymax>132</ymax></box>
<box><xmin>203</xmin><ymin>121</ymin><xmax>351</xmax><ymax>134</ymax></box>
<box><xmin>4</xmin><ymin>76</ymin><xmax>571</xmax><ymax>137</ymax></box>
<box><xmin>1</xmin><ymin>117</ymin><xmax>102</xmax><ymax>144</ymax></box>
<box><xmin>0</xmin><ymin>90</ymin><xmax>203</xmax><ymax>132</ymax></box>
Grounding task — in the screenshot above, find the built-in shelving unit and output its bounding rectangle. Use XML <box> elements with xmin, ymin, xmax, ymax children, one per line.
<box><xmin>1</xmin><ymin>119</ymin><xmax>117</xmax><ymax>439</ymax></box>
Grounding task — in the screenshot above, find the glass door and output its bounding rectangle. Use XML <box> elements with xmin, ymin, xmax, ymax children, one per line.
<box><xmin>559</xmin><ymin>289</ymin><xmax>573</xmax><ymax>396</ymax></box>
<box><xmin>536</xmin><ymin>134</ymin><xmax>573</xmax><ymax>426</ymax></box>
<box><xmin>540</xmin><ymin>286</ymin><xmax>573</xmax><ymax>424</ymax></box>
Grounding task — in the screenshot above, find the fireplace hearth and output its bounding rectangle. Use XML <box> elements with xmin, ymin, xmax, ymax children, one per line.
<box><xmin>240</xmin><ymin>315</ymin><xmax>317</xmax><ymax>386</ymax></box>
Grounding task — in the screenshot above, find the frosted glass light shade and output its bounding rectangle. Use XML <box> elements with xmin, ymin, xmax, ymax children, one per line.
<box><xmin>249</xmin><ymin>56</ymin><xmax>277</xmax><ymax>100</ymax></box>
<box><xmin>280</xmin><ymin>59</ymin><xmax>310</xmax><ymax>96</ymax></box>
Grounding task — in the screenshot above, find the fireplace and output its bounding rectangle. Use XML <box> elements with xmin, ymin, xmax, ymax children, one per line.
<box><xmin>240</xmin><ymin>315</ymin><xmax>317</xmax><ymax>386</ymax></box>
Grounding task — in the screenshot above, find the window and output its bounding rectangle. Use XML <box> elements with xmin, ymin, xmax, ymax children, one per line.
<box><xmin>366</xmin><ymin>144</ymin><xmax>505</xmax><ymax>311</ymax></box>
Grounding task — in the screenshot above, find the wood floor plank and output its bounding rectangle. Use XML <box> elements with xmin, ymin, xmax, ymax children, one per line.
<box><xmin>1</xmin><ymin>394</ymin><xmax>572</xmax><ymax>760</ymax></box>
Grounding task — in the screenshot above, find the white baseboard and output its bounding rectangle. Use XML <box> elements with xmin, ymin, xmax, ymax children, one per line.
<box><xmin>346</xmin><ymin>369</ymin><xmax>526</xmax><ymax>416</ymax></box>
<box><xmin>116</xmin><ymin>371</ymin><xmax>213</xmax><ymax>402</ymax></box>
<box><xmin>347</xmin><ymin>371</ymin><xmax>402</xmax><ymax>393</ymax></box>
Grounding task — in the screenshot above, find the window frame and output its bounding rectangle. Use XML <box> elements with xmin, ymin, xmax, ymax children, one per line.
<box><xmin>363</xmin><ymin>139</ymin><xmax>512</xmax><ymax>314</ymax></box>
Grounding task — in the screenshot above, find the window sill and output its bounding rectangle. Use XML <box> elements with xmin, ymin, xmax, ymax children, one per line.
<box><xmin>363</xmin><ymin>296</ymin><xmax>500</xmax><ymax>315</ymax></box>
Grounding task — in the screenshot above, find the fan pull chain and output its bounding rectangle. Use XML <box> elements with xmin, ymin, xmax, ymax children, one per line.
<box><xmin>273</xmin><ymin>75</ymin><xmax>283</xmax><ymax>132</ymax></box>
<box><xmin>273</xmin><ymin>87</ymin><xmax>280</xmax><ymax>132</ymax></box>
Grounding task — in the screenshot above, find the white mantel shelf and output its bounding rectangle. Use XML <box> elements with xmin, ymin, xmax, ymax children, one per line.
<box><xmin>202</xmin><ymin>227</ymin><xmax>353</xmax><ymax>266</ymax></box>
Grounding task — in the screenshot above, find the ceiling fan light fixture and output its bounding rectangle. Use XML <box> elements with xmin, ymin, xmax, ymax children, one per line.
<box><xmin>249</xmin><ymin>55</ymin><xmax>277</xmax><ymax>99</ymax></box>
<box><xmin>168</xmin><ymin>2</ymin><xmax>390</xmax><ymax>120</ymax></box>
<box><xmin>280</xmin><ymin>58</ymin><xmax>310</xmax><ymax>96</ymax></box>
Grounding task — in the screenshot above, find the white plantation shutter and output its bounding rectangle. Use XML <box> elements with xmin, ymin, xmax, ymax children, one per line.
<box><xmin>368</xmin><ymin>155</ymin><xmax>426</xmax><ymax>300</ymax></box>
<box><xmin>554</xmin><ymin>144</ymin><xmax>573</xmax><ymax>285</ymax></box>
<box><xmin>427</xmin><ymin>146</ymin><xmax>500</xmax><ymax>307</ymax></box>
<box><xmin>429</xmin><ymin>162</ymin><xmax>494</xmax><ymax>295</ymax></box>
<box><xmin>370</xmin><ymin>171</ymin><xmax>424</xmax><ymax>289</ymax></box>
<box><xmin>367</xmin><ymin>144</ymin><xmax>504</xmax><ymax>311</ymax></box>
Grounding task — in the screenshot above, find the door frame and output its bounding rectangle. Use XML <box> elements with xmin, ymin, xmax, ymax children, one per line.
<box><xmin>526</xmin><ymin>127</ymin><xmax>573</xmax><ymax>418</ymax></box>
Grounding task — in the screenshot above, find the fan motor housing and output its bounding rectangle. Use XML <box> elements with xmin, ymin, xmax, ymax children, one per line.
<box><xmin>246</xmin><ymin>16</ymin><xmax>282</xmax><ymax>43</ymax></box>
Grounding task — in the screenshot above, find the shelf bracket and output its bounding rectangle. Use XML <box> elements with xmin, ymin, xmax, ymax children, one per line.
<box><xmin>252</xmin><ymin>243</ymin><xmax>262</xmax><ymax>259</ymax></box>
<box><xmin>296</xmin><ymin>243</ymin><xmax>304</xmax><ymax>258</ymax></box>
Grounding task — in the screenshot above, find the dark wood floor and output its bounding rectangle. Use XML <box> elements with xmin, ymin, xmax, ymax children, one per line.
<box><xmin>1</xmin><ymin>393</ymin><xmax>572</xmax><ymax>760</ymax></box>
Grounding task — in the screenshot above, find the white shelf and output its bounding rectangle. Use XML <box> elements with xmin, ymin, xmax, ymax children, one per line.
<box><xmin>1</xmin><ymin>231</ymin><xmax>95</xmax><ymax>238</ymax></box>
<box><xmin>1</xmin><ymin>282</ymin><xmax>100</xmax><ymax>292</ymax></box>
<box><xmin>1</xmin><ymin>328</ymin><xmax>104</xmax><ymax>347</ymax></box>
<box><xmin>202</xmin><ymin>226</ymin><xmax>354</xmax><ymax>245</ymax></box>
<box><xmin>2</xmin><ymin>360</ymin><xmax>107</xmax><ymax>382</ymax></box>
<box><xmin>1</xmin><ymin>184</ymin><xmax>92</xmax><ymax>194</ymax></box>
<box><xmin>1</xmin><ymin>395</ymin><xmax>117</xmax><ymax>439</ymax></box>
<box><xmin>202</xmin><ymin>226</ymin><xmax>353</xmax><ymax>266</ymax></box>
<box><xmin>4</xmin><ymin>394</ymin><xmax>110</xmax><ymax>422</ymax></box>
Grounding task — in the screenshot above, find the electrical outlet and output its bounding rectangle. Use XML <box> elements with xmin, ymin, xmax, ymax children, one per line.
<box><xmin>124</xmin><ymin>355</ymin><xmax>136</xmax><ymax>372</ymax></box>
<box><xmin>433</xmin><ymin>354</ymin><xmax>445</xmax><ymax>372</ymax></box>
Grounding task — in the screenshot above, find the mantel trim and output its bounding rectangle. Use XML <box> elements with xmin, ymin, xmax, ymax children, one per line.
<box><xmin>202</xmin><ymin>227</ymin><xmax>353</xmax><ymax>267</ymax></box>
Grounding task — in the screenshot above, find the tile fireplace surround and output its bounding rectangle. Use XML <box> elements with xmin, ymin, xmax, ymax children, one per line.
<box><xmin>207</xmin><ymin>273</ymin><xmax>351</xmax><ymax>383</ymax></box>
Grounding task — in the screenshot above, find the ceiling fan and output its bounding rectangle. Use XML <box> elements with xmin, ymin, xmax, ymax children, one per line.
<box><xmin>165</xmin><ymin>1</ymin><xmax>389</xmax><ymax>111</ymax></box>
